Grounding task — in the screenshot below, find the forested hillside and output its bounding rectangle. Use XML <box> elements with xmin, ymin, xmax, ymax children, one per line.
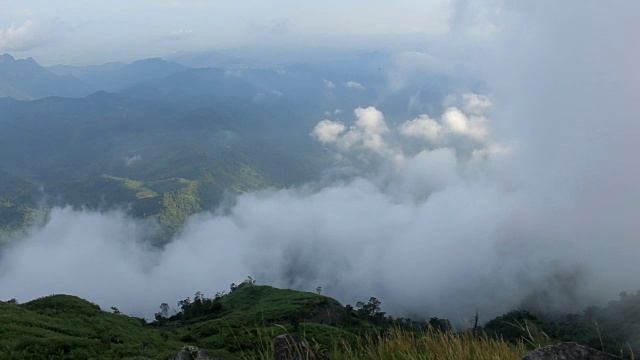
<box><xmin>0</xmin><ymin>90</ymin><xmax>327</xmax><ymax>242</ymax></box>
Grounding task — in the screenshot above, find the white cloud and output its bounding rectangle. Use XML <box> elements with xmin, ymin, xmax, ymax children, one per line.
<box><xmin>450</xmin><ymin>0</ymin><xmax>504</xmax><ymax>42</ymax></box>
<box><xmin>441</xmin><ymin>107</ymin><xmax>488</xmax><ymax>140</ymax></box>
<box><xmin>323</xmin><ymin>79</ymin><xmax>335</xmax><ymax>89</ymax></box>
<box><xmin>167</xmin><ymin>28</ymin><xmax>194</xmax><ymax>40</ymax></box>
<box><xmin>313</xmin><ymin>107</ymin><xmax>392</xmax><ymax>155</ymax></box>
<box><xmin>345</xmin><ymin>81</ymin><xmax>366</xmax><ymax>90</ymax></box>
<box><xmin>313</xmin><ymin>120</ymin><xmax>346</xmax><ymax>143</ymax></box>
<box><xmin>354</xmin><ymin>106</ymin><xmax>388</xmax><ymax>152</ymax></box>
<box><xmin>124</xmin><ymin>155</ymin><xmax>142</xmax><ymax>166</ymax></box>
<box><xmin>0</xmin><ymin>20</ymin><xmax>37</xmax><ymax>51</ymax></box>
<box><xmin>399</xmin><ymin>95</ymin><xmax>495</xmax><ymax>156</ymax></box>
<box><xmin>0</xmin><ymin>18</ymin><xmax>67</xmax><ymax>52</ymax></box>
<box><xmin>400</xmin><ymin>114</ymin><xmax>443</xmax><ymax>142</ymax></box>
<box><xmin>316</xmin><ymin>99</ymin><xmax>498</xmax><ymax>165</ymax></box>
<box><xmin>462</xmin><ymin>93</ymin><xmax>492</xmax><ymax>115</ymax></box>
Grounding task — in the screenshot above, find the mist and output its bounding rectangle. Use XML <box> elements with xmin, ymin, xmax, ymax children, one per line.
<box><xmin>0</xmin><ymin>1</ymin><xmax>638</xmax><ymax>325</ymax></box>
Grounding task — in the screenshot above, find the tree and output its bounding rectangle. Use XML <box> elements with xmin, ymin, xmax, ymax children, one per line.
<box><xmin>159</xmin><ymin>303</ymin><xmax>169</xmax><ymax>318</ymax></box>
<box><xmin>178</xmin><ymin>298</ymin><xmax>191</xmax><ymax>312</ymax></box>
<box><xmin>429</xmin><ymin>317</ymin><xmax>452</xmax><ymax>332</ymax></box>
<box><xmin>110</xmin><ymin>306</ymin><xmax>121</xmax><ymax>314</ymax></box>
<box><xmin>194</xmin><ymin>291</ymin><xmax>204</xmax><ymax>305</ymax></box>
<box><xmin>316</xmin><ymin>286</ymin><xmax>322</xmax><ymax>295</ymax></box>
<box><xmin>356</xmin><ymin>297</ymin><xmax>385</xmax><ymax>323</ymax></box>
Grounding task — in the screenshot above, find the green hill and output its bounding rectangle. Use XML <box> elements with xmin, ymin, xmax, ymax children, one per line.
<box><xmin>0</xmin><ymin>295</ymin><xmax>183</xmax><ymax>359</ymax></box>
<box><xmin>5</xmin><ymin>283</ymin><xmax>640</xmax><ymax>359</ymax></box>
<box><xmin>0</xmin><ymin>284</ymin><xmax>374</xmax><ymax>359</ymax></box>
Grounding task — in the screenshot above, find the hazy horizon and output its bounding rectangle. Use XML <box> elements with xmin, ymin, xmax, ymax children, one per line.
<box><xmin>0</xmin><ymin>0</ymin><xmax>474</xmax><ymax>66</ymax></box>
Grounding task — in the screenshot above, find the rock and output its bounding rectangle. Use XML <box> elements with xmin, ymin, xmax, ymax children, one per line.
<box><xmin>273</xmin><ymin>334</ymin><xmax>328</xmax><ymax>360</ymax></box>
<box><xmin>521</xmin><ymin>342</ymin><xmax>621</xmax><ymax>360</ymax></box>
<box><xmin>174</xmin><ymin>346</ymin><xmax>226</xmax><ymax>360</ymax></box>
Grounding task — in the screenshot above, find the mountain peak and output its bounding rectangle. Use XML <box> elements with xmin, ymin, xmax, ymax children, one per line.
<box><xmin>0</xmin><ymin>53</ymin><xmax>16</xmax><ymax>63</ymax></box>
<box><xmin>0</xmin><ymin>54</ymin><xmax>40</xmax><ymax>64</ymax></box>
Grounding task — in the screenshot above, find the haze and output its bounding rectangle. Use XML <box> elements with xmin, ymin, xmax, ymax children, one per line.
<box><xmin>0</xmin><ymin>0</ymin><xmax>638</xmax><ymax>325</ymax></box>
<box><xmin>0</xmin><ymin>0</ymin><xmax>461</xmax><ymax>65</ymax></box>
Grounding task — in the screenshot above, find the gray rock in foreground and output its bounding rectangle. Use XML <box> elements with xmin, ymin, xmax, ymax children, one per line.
<box><xmin>174</xmin><ymin>346</ymin><xmax>226</xmax><ymax>360</ymax></box>
<box><xmin>521</xmin><ymin>342</ymin><xmax>621</xmax><ymax>360</ymax></box>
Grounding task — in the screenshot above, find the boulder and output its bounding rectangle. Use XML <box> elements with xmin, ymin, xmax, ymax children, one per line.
<box><xmin>521</xmin><ymin>342</ymin><xmax>621</xmax><ymax>360</ymax></box>
<box><xmin>273</xmin><ymin>334</ymin><xmax>327</xmax><ymax>360</ymax></box>
<box><xmin>174</xmin><ymin>346</ymin><xmax>226</xmax><ymax>360</ymax></box>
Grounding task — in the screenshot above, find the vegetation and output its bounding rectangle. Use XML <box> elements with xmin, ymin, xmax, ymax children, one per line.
<box><xmin>0</xmin><ymin>295</ymin><xmax>183</xmax><ymax>359</ymax></box>
<box><xmin>0</xmin><ymin>91</ymin><xmax>328</xmax><ymax>241</ymax></box>
<box><xmin>3</xmin><ymin>280</ymin><xmax>640</xmax><ymax>359</ymax></box>
<box><xmin>0</xmin><ymin>53</ymin><xmax>634</xmax><ymax>359</ymax></box>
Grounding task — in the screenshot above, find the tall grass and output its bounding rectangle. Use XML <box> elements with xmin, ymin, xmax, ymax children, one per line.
<box><xmin>332</xmin><ymin>327</ymin><xmax>528</xmax><ymax>360</ymax></box>
<box><xmin>244</xmin><ymin>326</ymin><xmax>527</xmax><ymax>360</ymax></box>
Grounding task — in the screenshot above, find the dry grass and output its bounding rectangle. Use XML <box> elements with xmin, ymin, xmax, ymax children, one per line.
<box><xmin>330</xmin><ymin>327</ymin><xmax>528</xmax><ymax>360</ymax></box>
<box><xmin>248</xmin><ymin>326</ymin><xmax>528</xmax><ymax>360</ymax></box>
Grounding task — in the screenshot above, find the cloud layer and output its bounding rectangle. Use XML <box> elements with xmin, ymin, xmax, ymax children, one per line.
<box><xmin>0</xmin><ymin>1</ymin><xmax>637</xmax><ymax>327</ymax></box>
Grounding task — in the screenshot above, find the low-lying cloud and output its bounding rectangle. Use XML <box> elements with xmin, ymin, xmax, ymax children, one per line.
<box><xmin>0</xmin><ymin>0</ymin><xmax>637</xmax><ymax>327</ymax></box>
<box><xmin>0</xmin><ymin>87</ymin><xmax>633</xmax><ymax>325</ymax></box>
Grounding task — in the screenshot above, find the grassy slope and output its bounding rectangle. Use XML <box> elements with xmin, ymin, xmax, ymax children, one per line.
<box><xmin>0</xmin><ymin>296</ymin><xmax>183</xmax><ymax>359</ymax></box>
<box><xmin>0</xmin><ymin>285</ymin><xmax>533</xmax><ymax>360</ymax></box>
<box><xmin>0</xmin><ymin>285</ymin><xmax>359</xmax><ymax>359</ymax></box>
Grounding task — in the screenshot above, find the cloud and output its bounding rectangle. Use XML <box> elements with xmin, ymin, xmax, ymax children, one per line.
<box><xmin>323</xmin><ymin>109</ymin><xmax>342</xmax><ymax>117</ymax></box>
<box><xmin>345</xmin><ymin>81</ymin><xmax>366</xmax><ymax>91</ymax></box>
<box><xmin>249</xmin><ymin>18</ymin><xmax>291</xmax><ymax>42</ymax></box>
<box><xmin>386</xmin><ymin>51</ymin><xmax>451</xmax><ymax>92</ymax></box>
<box><xmin>313</xmin><ymin>106</ymin><xmax>390</xmax><ymax>155</ymax></box>
<box><xmin>0</xmin><ymin>18</ymin><xmax>66</xmax><ymax>52</ymax></box>
<box><xmin>0</xmin><ymin>0</ymin><xmax>637</xmax><ymax>329</ymax></box>
<box><xmin>400</xmin><ymin>114</ymin><xmax>442</xmax><ymax>142</ymax></box>
<box><xmin>124</xmin><ymin>155</ymin><xmax>142</xmax><ymax>166</ymax></box>
<box><xmin>450</xmin><ymin>0</ymin><xmax>504</xmax><ymax>41</ymax></box>
<box><xmin>462</xmin><ymin>93</ymin><xmax>492</xmax><ymax>115</ymax></box>
<box><xmin>315</xmin><ymin>94</ymin><xmax>497</xmax><ymax>165</ymax></box>
<box><xmin>313</xmin><ymin>120</ymin><xmax>346</xmax><ymax>143</ymax></box>
<box><xmin>323</xmin><ymin>79</ymin><xmax>335</xmax><ymax>89</ymax></box>
<box><xmin>0</xmin><ymin>77</ymin><xmax>636</xmax><ymax>325</ymax></box>
<box><xmin>167</xmin><ymin>28</ymin><xmax>194</xmax><ymax>40</ymax></box>
<box><xmin>0</xmin><ymin>20</ymin><xmax>38</xmax><ymax>51</ymax></box>
<box><xmin>441</xmin><ymin>107</ymin><xmax>488</xmax><ymax>140</ymax></box>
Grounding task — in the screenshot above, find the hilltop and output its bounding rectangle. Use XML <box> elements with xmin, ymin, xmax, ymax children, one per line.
<box><xmin>0</xmin><ymin>283</ymin><xmax>369</xmax><ymax>359</ymax></box>
<box><xmin>3</xmin><ymin>282</ymin><xmax>640</xmax><ymax>359</ymax></box>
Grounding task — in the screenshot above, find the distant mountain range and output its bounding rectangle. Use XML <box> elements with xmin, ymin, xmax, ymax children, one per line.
<box><xmin>49</xmin><ymin>57</ymin><xmax>189</xmax><ymax>92</ymax></box>
<box><xmin>0</xmin><ymin>50</ymin><xmax>481</xmax><ymax>241</ymax></box>
<box><xmin>0</xmin><ymin>54</ymin><xmax>92</xmax><ymax>100</ymax></box>
<box><xmin>0</xmin><ymin>84</ymin><xmax>326</xmax><ymax>241</ymax></box>
<box><xmin>0</xmin><ymin>54</ymin><xmax>192</xmax><ymax>99</ymax></box>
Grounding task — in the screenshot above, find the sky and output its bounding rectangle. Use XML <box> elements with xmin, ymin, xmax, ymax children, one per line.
<box><xmin>0</xmin><ymin>0</ymin><xmax>472</xmax><ymax>64</ymax></box>
<box><xmin>0</xmin><ymin>0</ymin><xmax>638</xmax><ymax>324</ymax></box>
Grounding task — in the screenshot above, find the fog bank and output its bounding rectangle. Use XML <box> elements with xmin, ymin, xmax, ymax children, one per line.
<box><xmin>0</xmin><ymin>1</ymin><xmax>638</xmax><ymax>324</ymax></box>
